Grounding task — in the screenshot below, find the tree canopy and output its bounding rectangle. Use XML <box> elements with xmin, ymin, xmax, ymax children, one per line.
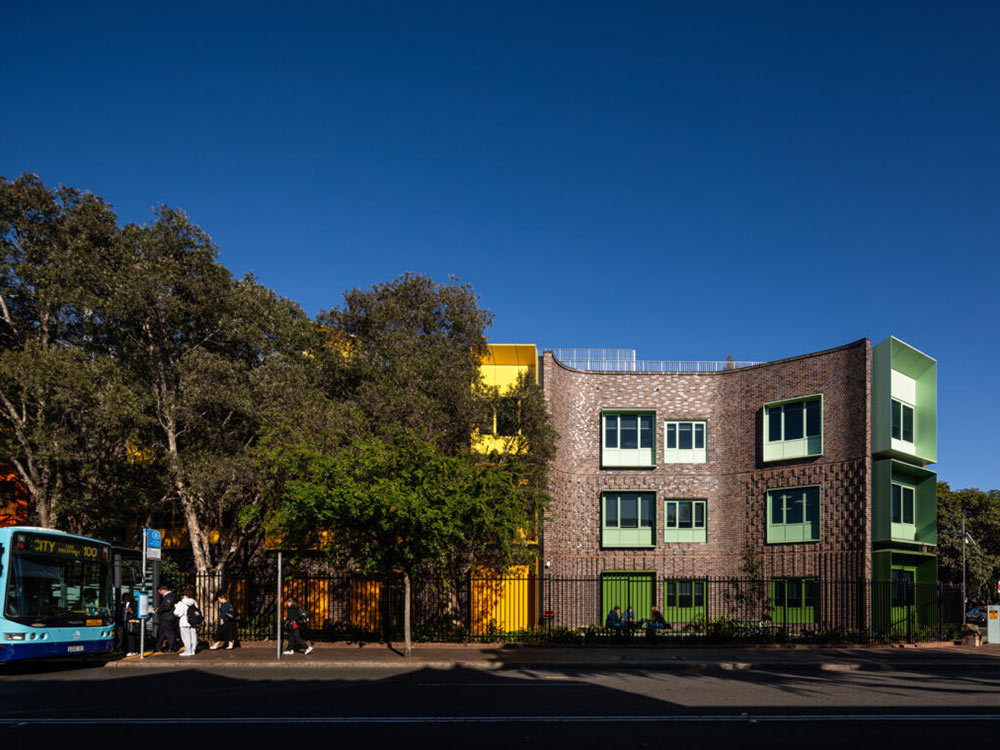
<box><xmin>0</xmin><ymin>173</ymin><xmax>557</xmax><ymax>603</ymax></box>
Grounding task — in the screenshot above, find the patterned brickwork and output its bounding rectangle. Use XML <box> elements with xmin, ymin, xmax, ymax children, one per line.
<box><xmin>540</xmin><ymin>340</ymin><xmax>873</xmax><ymax>584</ymax></box>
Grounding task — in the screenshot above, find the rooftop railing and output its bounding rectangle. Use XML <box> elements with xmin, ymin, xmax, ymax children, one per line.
<box><xmin>549</xmin><ymin>349</ymin><xmax>762</xmax><ymax>373</ymax></box>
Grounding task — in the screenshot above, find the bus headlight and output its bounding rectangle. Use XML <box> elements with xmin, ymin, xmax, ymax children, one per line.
<box><xmin>4</xmin><ymin>633</ymin><xmax>26</xmax><ymax>641</ymax></box>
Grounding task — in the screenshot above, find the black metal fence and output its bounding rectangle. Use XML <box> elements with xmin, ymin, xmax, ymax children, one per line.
<box><xmin>172</xmin><ymin>570</ymin><xmax>964</xmax><ymax>645</ymax></box>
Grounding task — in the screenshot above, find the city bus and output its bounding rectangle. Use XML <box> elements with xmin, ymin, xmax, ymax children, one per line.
<box><xmin>0</xmin><ymin>527</ymin><xmax>115</xmax><ymax>662</ymax></box>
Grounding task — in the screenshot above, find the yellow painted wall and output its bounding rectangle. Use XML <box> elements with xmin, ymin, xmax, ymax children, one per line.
<box><xmin>480</xmin><ymin>343</ymin><xmax>538</xmax><ymax>389</ymax></box>
<box><xmin>471</xmin><ymin>566</ymin><xmax>537</xmax><ymax>633</ymax></box>
<box><xmin>350</xmin><ymin>577</ymin><xmax>387</xmax><ymax>632</ymax></box>
<box><xmin>475</xmin><ymin>343</ymin><xmax>537</xmax><ymax>455</ymax></box>
<box><xmin>283</xmin><ymin>577</ymin><xmax>331</xmax><ymax>626</ymax></box>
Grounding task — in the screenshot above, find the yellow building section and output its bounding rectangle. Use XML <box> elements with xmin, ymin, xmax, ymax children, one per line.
<box><xmin>471</xmin><ymin>566</ymin><xmax>537</xmax><ymax>634</ymax></box>
<box><xmin>480</xmin><ymin>343</ymin><xmax>538</xmax><ymax>390</ymax></box>
<box><xmin>159</xmin><ymin>526</ymin><xmax>220</xmax><ymax>549</ymax></box>
<box><xmin>475</xmin><ymin>343</ymin><xmax>537</xmax><ymax>456</ymax></box>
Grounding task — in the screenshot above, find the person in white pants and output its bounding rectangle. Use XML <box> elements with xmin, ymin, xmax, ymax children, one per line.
<box><xmin>174</xmin><ymin>589</ymin><xmax>199</xmax><ymax>656</ymax></box>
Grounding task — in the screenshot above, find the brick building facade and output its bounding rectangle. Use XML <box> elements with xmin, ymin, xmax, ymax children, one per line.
<box><xmin>533</xmin><ymin>337</ymin><xmax>938</xmax><ymax>629</ymax></box>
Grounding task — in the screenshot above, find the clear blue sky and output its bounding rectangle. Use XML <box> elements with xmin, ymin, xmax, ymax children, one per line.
<box><xmin>3</xmin><ymin>2</ymin><xmax>998</xmax><ymax>490</ymax></box>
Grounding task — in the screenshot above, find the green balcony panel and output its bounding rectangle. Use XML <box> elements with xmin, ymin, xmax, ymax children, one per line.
<box><xmin>872</xmin><ymin>337</ymin><xmax>937</xmax><ymax>465</ymax></box>
<box><xmin>872</xmin><ymin>459</ymin><xmax>937</xmax><ymax>546</ymax></box>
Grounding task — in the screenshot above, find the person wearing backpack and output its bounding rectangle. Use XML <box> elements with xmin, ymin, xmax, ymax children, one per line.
<box><xmin>283</xmin><ymin>597</ymin><xmax>313</xmax><ymax>655</ymax></box>
<box><xmin>174</xmin><ymin>588</ymin><xmax>202</xmax><ymax>656</ymax></box>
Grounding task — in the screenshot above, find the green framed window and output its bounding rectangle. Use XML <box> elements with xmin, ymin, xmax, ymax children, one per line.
<box><xmin>891</xmin><ymin>482</ymin><xmax>916</xmax><ymax>541</ymax></box>
<box><xmin>763</xmin><ymin>395</ymin><xmax>823</xmax><ymax>461</ymax></box>
<box><xmin>602</xmin><ymin>411</ymin><xmax>655</xmax><ymax>467</ymax></box>
<box><xmin>664</xmin><ymin>499</ymin><xmax>707</xmax><ymax>543</ymax></box>
<box><xmin>602</xmin><ymin>491</ymin><xmax>655</xmax><ymax>548</ymax></box>
<box><xmin>770</xmin><ymin>577</ymin><xmax>818</xmax><ymax>624</ymax></box>
<box><xmin>664</xmin><ymin>579</ymin><xmax>707</xmax><ymax>623</ymax></box>
<box><xmin>766</xmin><ymin>486</ymin><xmax>820</xmax><ymax>543</ymax></box>
<box><xmin>891</xmin><ymin>399</ymin><xmax>914</xmax><ymax>444</ymax></box>
<box><xmin>663</xmin><ymin>421</ymin><xmax>707</xmax><ymax>463</ymax></box>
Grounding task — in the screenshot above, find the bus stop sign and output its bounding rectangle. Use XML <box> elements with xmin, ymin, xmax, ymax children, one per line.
<box><xmin>143</xmin><ymin>528</ymin><xmax>162</xmax><ymax>562</ymax></box>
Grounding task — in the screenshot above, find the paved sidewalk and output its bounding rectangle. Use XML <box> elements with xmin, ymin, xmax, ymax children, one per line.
<box><xmin>106</xmin><ymin>641</ymin><xmax>1000</xmax><ymax>672</ymax></box>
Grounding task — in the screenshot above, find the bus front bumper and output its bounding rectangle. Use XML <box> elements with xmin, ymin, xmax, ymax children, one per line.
<box><xmin>0</xmin><ymin>638</ymin><xmax>114</xmax><ymax>662</ymax></box>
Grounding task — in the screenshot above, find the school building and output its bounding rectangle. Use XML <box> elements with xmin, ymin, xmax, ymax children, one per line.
<box><xmin>477</xmin><ymin>336</ymin><xmax>939</xmax><ymax>632</ymax></box>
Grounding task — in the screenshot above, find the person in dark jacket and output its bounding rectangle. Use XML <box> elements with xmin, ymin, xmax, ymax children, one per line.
<box><xmin>648</xmin><ymin>607</ymin><xmax>668</xmax><ymax>629</ymax></box>
<box><xmin>155</xmin><ymin>585</ymin><xmax>179</xmax><ymax>652</ymax></box>
<box><xmin>623</xmin><ymin>605</ymin><xmax>636</xmax><ymax>629</ymax></box>
<box><xmin>283</xmin><ymin>598</ymin><xmax>313</xmax><ymax>655</ymax></box>
<box><xmin>210</xmin><ymin>592</ymin><xmax>238</xmax><ymax>650</ymax></box>
<box><xmin>121</xmin><ymin>594</ymin><xmax>140</xmax><ymax>656</ymax></box>
<box><xmin>605</xmin><ymin>605</ymin><xmax>623</xmax><ymax>630</ymax></box>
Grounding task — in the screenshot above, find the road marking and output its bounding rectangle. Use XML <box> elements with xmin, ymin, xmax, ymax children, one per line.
<box><xmin>3</xmin><ymin>714</ymin><xmax>1000</xmax><ymax>725</ymax></box>
<box><xmin>416</xmin><ymin>682</ymin><xmax>589</xmax><ymax>687</ymax></box>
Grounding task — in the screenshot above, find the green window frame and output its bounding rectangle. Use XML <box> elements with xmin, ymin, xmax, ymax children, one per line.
<box><xmin>891</xmin><ymin>398</ymin><xmax>914</xmax><ymax>444</ymax></box>
<box><xmin>766</xmin><ymin>485</ymin><xmax>820</xmax><ymax>543</ymax></box>
<box><xmin>602</xmin><ymin>491</ymin><xmax>656</xmax><ymax>548</ymax></box>
<box><xmin>770</xmin><ymin>577</ymin><xmax>818</xmax><ymax>624</ymax></box>
<box><xmin>664</xmin><ymin>579</ymin><xmax>707</xmax><ymax>623</ymax></box>
<box><xmin>664</xmin><ymin>499</ymin><xmax>707</xmax><ymax>543</ymax></box>
<box><xmin>663</xmin><ymin>420</ymin><xmax>707</xmax><ymax>463</ymax></box>
<box><xmin>763</xmin><ymin>395</ymin><xmax>823</xmax><ymax>461</ymax></box>
<box><xmin>891</xmin><ymin>481</ymin><xmax>916</xmax><ymax>541</ymax></box>
<box><xmin>602</xmin><ymin>411</ymin><xmax>656</xmax><ymax>467</ymax></box>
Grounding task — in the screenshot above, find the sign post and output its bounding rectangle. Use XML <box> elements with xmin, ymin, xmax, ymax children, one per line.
<box><xmin>142</xmin><ymin>528</ymin><xmax>162</xmax><ymax>566</ymax></box>
<box><xmin>137</xmin><ymin>592</ymin><xmax>149</xmax><ymax>659</ymax></box>
<box><xmin>140</xmin><ymin>529</ymin><xmax>161</xmax><ymax>659</ymax></box>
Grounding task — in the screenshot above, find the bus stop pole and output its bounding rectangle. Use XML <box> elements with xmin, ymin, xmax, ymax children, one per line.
<box><xmin>276</xmin><ymin>551</ymin><xmax>282</xmax><ymax>661</ymax></box>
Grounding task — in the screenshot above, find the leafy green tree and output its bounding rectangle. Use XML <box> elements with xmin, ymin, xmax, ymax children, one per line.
<box><xmin>0</xmin><ymin>173</ymin><xmax>146</xmax><ymax>529</ymax></box>
<box><xmin>105</xmin><ymin>207</ymin><xmax>316</xmax><ymax>576</ymax></box>
<box><xmin>317</xmin><ymin>273</ymin><xmax>493</xmax><ymax>455</ymax></box>
<box><xmin>270</xmin><ymin>430</ymin><xmax>541</xmax><ymax>655</ymax></box>
<box><xmin>938</xmin><ymin>482</ymin><xmax>1000</xmax><ymax>603</ymax></box>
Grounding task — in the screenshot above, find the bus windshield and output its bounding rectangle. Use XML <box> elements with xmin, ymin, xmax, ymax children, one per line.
<box><xmin>4</xmin><ymin>533</ymin><xmax>112</xmax><ymax>626</ymax></box>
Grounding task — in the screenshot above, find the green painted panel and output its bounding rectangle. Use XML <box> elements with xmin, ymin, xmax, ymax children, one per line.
<box><xmin>873</xmin><ymin>460</ymin><xmax>936</xmax><ymax>545</ymax></box>
<box><xmin>770</xmin><ymin>578</ymin><xmax>818</xmax><ymax>624</ymax></box>
<box><xmin>602</xmin><ymin>527</ymin><xmax>655</xmax><ymax>548</ymax></box>
<box><xmin>664</xmin><ymin>527</ymin><xmax>707</xmax><ymax>543</ymax></box>
<box><xmin>872</xmin><ymin>339</ymin><xmax>893</xmax><ymax>457</ymax></box>
<box><xmin>663</xmin><ymin>580</ymin><xmax>707</xmax><ymax>624</ymax></box>
<box><xmin>602</xmin><ymin>572</ymin><xmax>654</xmax><ymax>623</ymax></box>
<box><xmin>872</xmin><ymin>460</ymin><xmax>890</xmax><ymax>542</ymax></box>
<box><xmin>872</xmin><ymin>550</ymin><xmax>938</xmax><ymax>636</ymax></box>
<box><xmin>872</xmin><ymin>337</ymin><xmax>937</xmax><ymax>465</ymax></box>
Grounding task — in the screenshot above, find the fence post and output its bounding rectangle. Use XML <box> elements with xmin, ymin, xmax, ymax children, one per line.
<box><xmin>276</xmin><ymin>552</ymin><xmax>282</xmax><ymax>660</ymax></box>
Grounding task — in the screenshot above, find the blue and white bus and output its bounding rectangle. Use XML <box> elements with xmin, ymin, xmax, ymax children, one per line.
<box><xmin>0</xmin><ymin>527</ymin><xmax>115</xmax><ymax>662</ymax></box>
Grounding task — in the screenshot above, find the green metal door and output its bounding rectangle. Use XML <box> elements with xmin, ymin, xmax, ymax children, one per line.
<box><xmin>891</xmin><ymin>566</ymin><xmax>916</xmax><ymax>638</ymax></box>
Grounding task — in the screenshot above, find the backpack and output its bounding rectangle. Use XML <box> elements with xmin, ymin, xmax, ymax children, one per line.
<box><xmin>185</xmin><ymin>602</ymin><xmax>205</xmax><ymax>628</ymax></box>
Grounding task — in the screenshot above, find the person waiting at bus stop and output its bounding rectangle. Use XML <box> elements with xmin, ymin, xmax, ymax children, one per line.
<box><xmin>173</xmin><ymin>588</ymin><xmax>199</xmax><ymax>656</ymax></box>
<box><xmin>155</xmin><ymin>585</ymin><xmax>179</xmax><ymax>652</ymax></box>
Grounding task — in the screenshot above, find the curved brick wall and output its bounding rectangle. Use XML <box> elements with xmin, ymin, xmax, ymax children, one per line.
<box><xmin>540</xmin><ymin>339</ymin><xmax>872</xmax><ymax>581</ymax></box>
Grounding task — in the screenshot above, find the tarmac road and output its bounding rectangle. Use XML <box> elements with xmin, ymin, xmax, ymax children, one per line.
<box><xmin>2</xmin><ymin>660</ymin><xmax>1000</xmax><ymax>747</ymax></box>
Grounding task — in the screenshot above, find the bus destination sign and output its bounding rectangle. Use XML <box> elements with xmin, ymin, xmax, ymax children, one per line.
<box><xmin>15</xmin><ymin>533</ymin><xmax>107</xmax><ymax>561</ymax></box>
